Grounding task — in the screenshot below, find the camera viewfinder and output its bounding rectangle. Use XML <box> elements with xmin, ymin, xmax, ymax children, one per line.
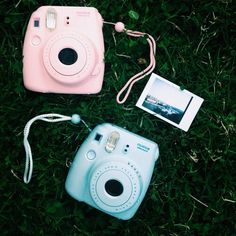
<box><xmin>34</xmin><ymin>19</ymin><xmax>40</xmax><ymax>27</ymax></box>
<box><xmin>94</xmin><ymin>133</ymin><xmax>102</xmax><ymax>142</ymax></box>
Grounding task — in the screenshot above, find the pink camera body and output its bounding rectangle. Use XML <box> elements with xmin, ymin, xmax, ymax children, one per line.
<box><xmin>23</xmin><ymin>6</ymin><xmax>105</xmax><ymax>94</ymax></box>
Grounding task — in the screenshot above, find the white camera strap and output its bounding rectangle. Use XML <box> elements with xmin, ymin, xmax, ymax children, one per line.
<box><xmin>104</xmin><ymin>21</ymin><xmax>156</xmax><ymax>104</ymax></box>
<box><xmin>23</xmin><ymin>113</ymin><xmax>90</xmax><ymax>184</ymax></box>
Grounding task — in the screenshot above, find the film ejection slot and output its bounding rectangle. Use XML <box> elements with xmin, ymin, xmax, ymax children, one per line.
<box><xmin>46</xmin><ymin>8</ymin><xmax>57</xmax><ymax>30</ymax></box>
<box><xmin>105</xmin><ymin>131</ymin><xmax>120</xmax><ymax>153</ymax></box>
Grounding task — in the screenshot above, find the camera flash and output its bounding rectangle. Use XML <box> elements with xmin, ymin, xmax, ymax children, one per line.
<box><xmin>46</xmin><ymin>8</ymin><xmax>57</xmax><ymax>30</ymax></box>
<box><xmin>105</xmin><ymin>131</ymin><xmax>120</xmax><ymax>153</ymax></box>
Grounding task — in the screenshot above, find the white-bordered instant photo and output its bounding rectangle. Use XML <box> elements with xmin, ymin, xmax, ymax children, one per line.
<box><xmin>136</xmin><ymin>73</ymin><xmax>204</xmax><ymax>132</ymax></box>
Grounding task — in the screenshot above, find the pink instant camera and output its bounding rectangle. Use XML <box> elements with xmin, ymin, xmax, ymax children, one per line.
<box><xmin>23</xmin><ymin>6</ymin><xmax>105</xmax><ymax>94</ymax></box>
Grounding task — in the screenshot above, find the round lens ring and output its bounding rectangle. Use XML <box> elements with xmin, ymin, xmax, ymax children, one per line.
<box><xmin>105</xmin><ymin>179</ymin><xmax>124</xmax><ymax>197</ymax></box>
<box><xmin>58</xmin><ymin>48</ymin><xmax>78</xmax><ymax>65</ymax></box>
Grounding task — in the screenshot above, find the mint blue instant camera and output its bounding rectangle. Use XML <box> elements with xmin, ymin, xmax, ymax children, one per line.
<box><xmin>65</xmin><ymin>123</ymin><xmax>159</xmax><ymax>220</ymax></box>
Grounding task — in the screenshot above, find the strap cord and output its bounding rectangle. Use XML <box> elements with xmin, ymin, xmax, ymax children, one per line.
<box><xmin>104</xmin><ymin>21</ymin><xmax>156</xmax><ymax>104</ymax></box>
<box><xmin>23</xmin><ymin>113</ymin><xmax>86</xmax><ymax>184</ymax></box>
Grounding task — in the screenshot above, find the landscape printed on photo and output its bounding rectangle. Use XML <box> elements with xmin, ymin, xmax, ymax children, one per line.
<box><xmin>141</xmin><ymin>77</ymin><xmax>194</xmax><ymax>124</ymax></box>
<box><xmin>142</xmin><ymin>94</ymin><xmax>193</xmax><ymax>124</ymax></box>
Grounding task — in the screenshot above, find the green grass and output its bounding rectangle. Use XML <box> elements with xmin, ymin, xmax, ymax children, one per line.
<box><xmin>0</xmin><ymin>0</ymin><xmax>235</xmax><ymax>235</ymax></box>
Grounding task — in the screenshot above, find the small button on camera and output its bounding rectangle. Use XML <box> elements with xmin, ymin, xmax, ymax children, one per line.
<box><xmin>31</xmin><ymin>36</ymin><xmax>41</xmax><ymax>46</ymax></box>
<box><xmin>86</xmin><ymin>150</ymin><xmax>96</xmax><ymax>160</ymax></box>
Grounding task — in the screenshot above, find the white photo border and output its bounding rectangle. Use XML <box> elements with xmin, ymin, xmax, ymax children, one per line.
<box><xmin>136</xmin><ymin>73</ymin><xmax>204</xmax><ymax>132</ymax></box>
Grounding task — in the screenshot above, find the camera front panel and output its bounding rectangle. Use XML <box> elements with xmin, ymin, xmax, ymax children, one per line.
<box><xmin>43</xmin><ymin>31</ymin><xmax>97</xmax><ymax>84</ymax></box>
<box><xmin>23</xmin><ymin>6</ymin><xmax>104</xmax><ymax>94</ymax></box>
<box><xmin>65</xmin><ymin>123</ymin><xmax>159</xmax><ymax>220</ymax></box>
<box><xmin>89</xmin><ymin>160</ymin><xmax>142</xmax><ymax>213</ymax></box>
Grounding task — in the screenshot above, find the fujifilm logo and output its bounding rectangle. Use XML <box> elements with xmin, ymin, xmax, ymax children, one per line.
<box><xmin>137</xmin><ymin>143</ymin><xmax>150</xmax><ymax>152</ymax></box>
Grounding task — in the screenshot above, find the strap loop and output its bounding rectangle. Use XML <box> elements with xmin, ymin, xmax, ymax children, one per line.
<box><xmin>104</xmin><ymin>21</ymin><xmax>156</xmax><ymax>104</ymax></box>
<box><xmin>23</xmin><ymin>113</ymin><xmax>89</xmax><ymax>184</ymax></box>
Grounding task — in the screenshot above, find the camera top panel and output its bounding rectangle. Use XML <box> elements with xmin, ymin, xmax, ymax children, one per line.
<box><xmin>30</xmin><ymin>6</ymin><xmax>103</xmax><ymax>31</ymax></box>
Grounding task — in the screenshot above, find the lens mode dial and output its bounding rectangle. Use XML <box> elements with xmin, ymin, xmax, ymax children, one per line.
<box><xmin>90</xmin><ymin>161</ymin><xmax>142</xmax><ymax>213</ymax></box>
<box><xmin>43</xmin><ymin>31</ymin><xmax>96</xmax><ymax>84</ymax></box>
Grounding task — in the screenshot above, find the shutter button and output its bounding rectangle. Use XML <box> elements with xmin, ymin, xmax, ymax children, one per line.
<box><xmin>31</xmin><ymin>36</ymin><xmax>41</xmax><ymax>46</ymax></box>
<box><xmin>86</xmin><ymin>150</ymin><xmax>96</xmax><ymax>160</ymax></box>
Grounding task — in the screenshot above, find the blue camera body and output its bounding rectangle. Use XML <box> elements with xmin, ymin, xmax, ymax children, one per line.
<box><xmin>65</xmin><ymin>123</ymin><xmax>159</xmax><ymax>220</ymax></box>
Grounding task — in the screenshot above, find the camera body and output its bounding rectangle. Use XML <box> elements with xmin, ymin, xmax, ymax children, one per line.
<box><xmin>23</xmin><ymin>6</ymin><xmax>104</xmax><ymax>94</ymax></box>
<box><xmin>65</xmin><ymin>123</ymin><xmax>159</xmax><ymax>220</ymax></box>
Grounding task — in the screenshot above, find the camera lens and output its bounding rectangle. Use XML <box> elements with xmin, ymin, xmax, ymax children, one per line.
<box><xmin>105</xmin><ymin>179</ymin><xmax>123</xmax><ymax>197</ymax></box>
<box><xmin>58</xmin><ymin>48</ymin><xmax>78</xmax><ymax>65</ymax></box>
